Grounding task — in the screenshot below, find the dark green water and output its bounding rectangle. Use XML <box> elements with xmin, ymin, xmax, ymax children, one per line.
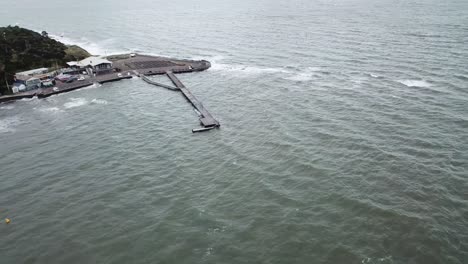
<box><xmin>1</xmin><ymin>0</ymin><xmax>467</xmax><ymax>263</ymax></box>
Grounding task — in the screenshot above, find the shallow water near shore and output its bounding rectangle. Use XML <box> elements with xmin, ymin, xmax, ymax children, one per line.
<box><xmin>1</xmin><ymin>0</ymin><xmax>468</xmax><ymax>263</ymax></box>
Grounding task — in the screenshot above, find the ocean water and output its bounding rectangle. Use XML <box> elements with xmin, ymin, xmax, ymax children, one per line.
<box><xmin>1</xmin><ymin>0</ymin><xmax>468</xmax><ymax>263</ymax></box>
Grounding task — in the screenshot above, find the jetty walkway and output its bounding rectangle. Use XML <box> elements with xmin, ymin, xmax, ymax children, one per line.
<box><xmin>143</xmin><ymin>72</ymin><xmax>220</xmax><ymax>132</ymax></box>
<box><xmin>166</xmin><ymin>72</ymin><xmax>220</xmax><ymax>131</ymax></box>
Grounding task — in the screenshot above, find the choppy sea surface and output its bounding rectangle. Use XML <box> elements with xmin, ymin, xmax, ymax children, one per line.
<box><xmin>1</xmin><ymin>0</ymin><xmax>467</xmax><ymax>263</ymax></box>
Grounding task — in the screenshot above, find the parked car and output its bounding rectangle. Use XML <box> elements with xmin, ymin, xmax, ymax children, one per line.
<box><xmin>78</xmin><ymin>76</ymin><xmax>85</xmax><ymax>81</ymax></box>
<box><xmin>66</xmin><ymin>76</ymin><xmax>78</xmax><ymax>83</ymax></box>
<box><xmin>55</xmin><ymin>73</ymin><xmax>71</xmax><ymax>82</ymax></box>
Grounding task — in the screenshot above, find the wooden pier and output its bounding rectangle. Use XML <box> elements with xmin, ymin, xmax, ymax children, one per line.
<box><xmin>164</xmin><ymin>72</ymin><xmax>220</xmax><ymax>132</ymax></box>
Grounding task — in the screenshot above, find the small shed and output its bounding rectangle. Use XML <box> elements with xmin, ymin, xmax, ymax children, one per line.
<box><xmin>16</xmin><ymin>68</ymin><xmax>49</xmax><ymax>77</ymax></box>
<box><xmin>14</xmin><ymin>75</ymin><xmax>41</xmax><ymax>91</ymax></box>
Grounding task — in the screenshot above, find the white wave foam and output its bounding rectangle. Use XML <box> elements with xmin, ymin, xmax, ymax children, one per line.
<box><xmin>284</xmin><ymin>67</ymin><xmax>322</xmax><ymax>81</ymax></box>
<box><xmin>190</xmin><ymin>55</ymin><xmax>225</xmax><ymax>62</ymax></box>
<box><xmin>200</xmin><ymin>56</ymin><xmax>324</xmax><ymax>81</ymax></box>
<box><xmin>91</xmin><ymin>99</ymin><xmax>108</xmax><ymax>105</ymax></box>
<box><xmin>48</xmin><ymin>34</ymin><xmax>103</xmax><ymax>56</ymax></box>
<box><xmin>79</xmin><ymin>83</ymin><xmax>100</xmax><ymax>90</ymax></box>
<box><xmin>207</xmin><ymin>55</ymin><xmax>290</xmax><ymax>76</ymax></box>
<box><xmin>38</xmin><ymin>107</ymin><xmax>61</xmax><ymax>113</ymax></box>
<box><xmin>28</xmin><ymin>27</ymin><xmax>132</xmax><ymax>57</ymax></box>
<box><xmin>399</xmin><ymin>80</ymin><xmax>432</xmax><ymax>87</ymax></box>
<box><xmin>19</xmin><ymin>96</ymin><xmax>38</xmax><ymax>102</ymax></box>
<box><xmin>285</xmin><ymin>72</ymin><xmax>313</xmax><ymax>81</ymax></box>
<box><xmin>0</xmin><ymin>105</ymin><xmax>15</xmax><ymax>110</ymax></box>
<box><xmin>140</xmin><ymin>52</ymin><xmax>172</xmax><ymax>58</ymax></box>
<box><xmin>362</xmin><ymin>255</ymin><xmax>393</xmax><ymax>263</ymax></box>
<box><xmin>49</xmin><ymin>34</ymin><xmax>128</xmax><ymax>56</ymax></box>
<box><xmin>210</xmin><ymin>62</ymin><xmax>290</xmax><ymax>76</ymax></box>
<box><xmin>0</xmin><ymin>116</ymin><xmax>21</xmax><ymax>133</ymax></box>
<box><xmin>64</xmin><ymin>98</ymin><xmax>87</xmax><ymax>109</ymax></box>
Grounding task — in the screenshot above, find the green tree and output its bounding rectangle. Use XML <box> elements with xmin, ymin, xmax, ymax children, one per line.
<box><xmin>0</xmin><ymin>26</ymin><xmax>85</xmax><ymax>95</ymax></box>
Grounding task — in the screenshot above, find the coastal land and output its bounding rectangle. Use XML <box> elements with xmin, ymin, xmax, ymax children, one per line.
<box><xmin>0</xmin><ymin>53</ymin><xmax>211</xmax><ymax>102</ymax></box>
<box><xmin>0</xmin><ymin>26</ymin><xmax>216</xmax><ymax>131</ymax></box>
<box><xmin>0</xmin><ymin>26</ymin><xmax>211</xmax><ymax>101</ymax></box>
<box><xmin>0</xmin><ymin>26</ymin><xmax>90</xmax><ymax>95</ymax></box>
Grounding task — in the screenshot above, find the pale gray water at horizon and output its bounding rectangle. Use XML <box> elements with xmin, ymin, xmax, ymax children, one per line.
<box><xmin>1</xmin><ymin>0</ymin><xmax>468</xmax><ymax>263</ymax></box>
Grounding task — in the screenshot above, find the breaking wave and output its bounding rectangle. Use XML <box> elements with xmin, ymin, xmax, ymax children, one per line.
<box><xmin>64</xmin><ymin>98</ymin><xmax>88</xmax><ymax>109</ymax></box>
<box><xmin>37</xmin><ymin>107</ymin><xmax>62</xmax><ymax>113</ymax></box>
<box><xmin>0</xmin><ymin>104</ymin><xmax>15</xmax><ymax>110</ymax></box>
<box><xmin>207</xmin><ymin>55</ymin><xmax>289</xmax><ymax>76</ymax></box>
<box><xmin>0</xmin><ymin>116</ymin><xmax>21</xmax><ymax>133</ymax></box>
<box><xmin>399</xmin><ymin>79</ymin><xmax>432</xmax><ymax>87</ymax></box>
<box><xmin>284</xmin><ymin>67</ymin><xmax>323</xmax><ymax>81</ymax></box>
<box><xmin>18</xmin><ymin>97</ymin><xmax>38</xmax><ymax>102</ymax></box>
<box><xmin>208</xmin><ymin>56</ymin><xmax>327</xmax><ymax>82</ymax></box>
<box><xmin>48</xmin><ymin>34</ymin><xmax>128</xmax><ymax>56</ymax></box>
<box><xmin>210</xmin><ymin>62</ymin><xmax>289</xmax><ymax>75</ymax></box>
<box><xmin>91</xmin><ymin>99</ymin><xmax>108</xmax><ymax>105</ymax></box>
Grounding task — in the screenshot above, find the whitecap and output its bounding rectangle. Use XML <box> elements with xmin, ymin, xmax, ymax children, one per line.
<box><xmin>140</xmin><ymin>52</ymin><xmax>174</xmax><ymax>58</ymax></box>
<box><xmin>0</xmin><ymin>116</ymin><xmax>21</xmax><ymax>133</ymax></box>
<box><xmin>0</xmin><ymin>105</ymin><xmax>15</xmax><ymax>110</ymax></box>
<box><xmin>19</xmin><ymin>96</ymin><xmax>38</xmax><ymax>102</ymax></box>
<box><xmin>47</xmin><ymin>34</ymin><xmax>105</xmax><ymax>56</ymax></box>
<box><xmin>284</xmin><ymin>67</ymin><xmax>322</xmax><ymax>82</ymax></box>
<box><xmin>30</xmin><ymin>28</ymin><xmax>128</xmax><ymax>56</ymax></box>
<box><xmin>204</xmin><ymin>247</ymin><xmax>213</xmax><ymax>257</ymax></box>
<box><xmin>48</xmin><ymin>34</ymin><xmax>127</xmax><ymax>56</ymax></box>
<box><xmin>285</xmin><ymin>72</ymin><xmax>314</xmax><ymax>81</ymax></box>
<box><xmin>91</xmin><ymin>99</ymin><xmax>108</xmax><ymax>105</ymax></box>
<box><xmin>38</xmin><ymin>107</ymin><xmax>61</xmax><ymax>112</ymax></box>
<box><xmin>361</xmin><ymin>255</ymin><xmax>393</xmax><ymax>263</ymax></box>
<box><xmin>64</xmin><ymin>98</ymin><xmax>87</xmax><ymax>109</ymax></box>
<box><xmin>399</xmin><ymin>79</ymin><xmax>432</xmax><ymax>87</ymax></box>
<box><xmin>190</xmin><ymin>54</ymin><xmax>225</xmax><ymax>62</ymax></box>
<box><xmin>79</xmin><ymin>83</ymin><xmax>100</xmax><ymax>90</ymax></box>
<box><xmin>206</xmin><ymin>55</ymin><xmax>290</xmax><ymax>76</ymax></box>
<box><xmin>210</xmin><ymin>62</ymin><xmax>290</xmax><ymax>76</ymax></box>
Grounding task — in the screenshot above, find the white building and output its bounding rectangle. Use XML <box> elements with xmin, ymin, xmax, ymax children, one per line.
<box><xmin>67</xmin><ymin>56</ymin><xmax>113</xmax><ymax>73</ymax></box>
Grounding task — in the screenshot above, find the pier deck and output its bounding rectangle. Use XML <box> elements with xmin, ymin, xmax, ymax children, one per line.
<box><xmin>166</xmin><ymin>72</ymin><xmax>220</xmax><ymax>129</ymax></box>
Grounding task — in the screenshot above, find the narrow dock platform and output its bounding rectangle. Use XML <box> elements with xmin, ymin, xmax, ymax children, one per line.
<box><xmin>166</xmin><ymin>71</ymin><xmax>220</xmax><ymax>130</ymax></box>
